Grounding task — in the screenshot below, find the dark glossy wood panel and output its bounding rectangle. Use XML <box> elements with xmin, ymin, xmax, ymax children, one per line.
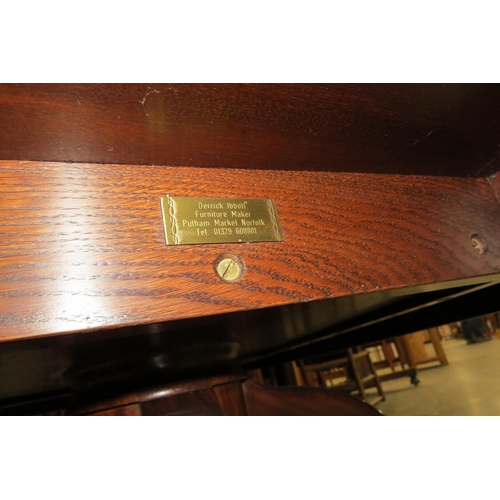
<box><xmin>2</xmin><ymin>160</ymin><xmax>500</xmax><ymax>341</ymax></box>
<box><xmin>242</xmin><ymin>379</ymin><xmax>381</xmax><ymax>416</ymax></box>
<box><xmin>70</xmin><ymin>374</ymin><xmax>380</xmax><ymax>416</ymax></box>
<box><xmin>91</xmin><ymin>404</ymin><xmax>141</xmax><ymax>416</ymax></box>
<box><xmin>213</xmin><ymin>382</ymin><xmax>248</xmax><ymax>416</ymax></box>
<box><xmin>0</xmin><ymin>389</ymin><xmax>70</xmax><ymax>416</ymax></box>
<box><xmin>0</xmin><ymin>283</ymin><xmax>468</xmax><ymax>405</ymax></box>
<box><xmin>0</xmin><ymin>281</ymin><xmax>488</xmax><ymax>404</ymax></box>
<box><xmin>141</xmin><ymin>388</ymin><xmax>225</xmax><ymax>416</ymax></box>
<box><xmin>1</xmin><ymin>84</ymin><xmax>500</xmax><ymax>177</ymax></box>
<box><xmin>3</xmin><ymin>281</ymin><xmax>500</xmax><ymax>411</ymax></box>
<box><xmin>66</xmin><ymin>373</ymin><xmax>246</xmax><ymax>415</ymax></box>
<box><xmin>246</xmin><ymin>282</ymin><xmax>500</xmax><ymax>368</ymax></box>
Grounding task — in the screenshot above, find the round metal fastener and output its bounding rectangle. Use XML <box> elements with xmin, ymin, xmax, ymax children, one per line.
<box><xmin>214</xmin><ymin>253</ymin><xmax>245</xmax><ymax>282</ymax></box>
<box><xmin>470</xmin><ymin>233</ymin><xmax>488</xmax><ymax>255</ymax></box>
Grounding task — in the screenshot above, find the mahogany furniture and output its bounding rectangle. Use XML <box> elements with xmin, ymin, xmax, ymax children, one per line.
<box><xmin>1</xmin><ymin>84</ymin><xmax>500</xmax><ymax>415</ymax></box>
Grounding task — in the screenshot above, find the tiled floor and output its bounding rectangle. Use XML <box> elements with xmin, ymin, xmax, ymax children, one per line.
<box><xmin>374</xmin><ymin>336</ymin><xmax>500</xmax><ymax>416</ymax></box>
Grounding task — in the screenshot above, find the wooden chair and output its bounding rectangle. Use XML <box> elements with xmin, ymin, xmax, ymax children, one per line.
<box><xmin>298</xmin><ymin>348</ymin><xmax>385</xmax><ymax>406</ymax></box>
<box><xmin>363</xmin><ymin>338</ymin><xmax>420</xmax><ymax>386</ymax></box>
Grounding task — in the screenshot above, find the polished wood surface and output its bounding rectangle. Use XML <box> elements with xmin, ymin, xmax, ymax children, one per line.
<box><xmin>91</xmin><ymin>404</ymin><xmax>141</xmax><ymax>416</ymax></box>
<box><xmin>1</xmin><ymin>84</ymin><xmax>500</xmax><ymax>177</ymax></box>
<box><xmin>69</xmin><ymin>374</ymin><xmax>381</xmax><ymax>416</ymax></box>
<box><xmin>2</xmin><ymin>84</ymin><xmax>500</xmax><ymax>414</ymax></box>
<box><xmin>2</xmin><ymin>160</ymin><xmax>500</xmax><ymax>342</ymax></box>
<box><xmin>66</xmin><ymin>372</ymin><xmax>246</xmax><ymax>415</ymax></box>
<box><xmin>141</xmin><ymin>388</ymin><xmax>226</xmax><ymax>416</ymax></box>
<box><xmin>241</xmin><ymin>379</ymin><xmax>381</xmax><ymax>416</ymax></box>
<box><xmin>2</xmin><ymin>282</ymin><xmax>491</xmax><ymax>408</ymax></box>
<box><xmin>213</xmin><ymin>382</ymin><xmax>248</xmax><ymax>416</ymax></box>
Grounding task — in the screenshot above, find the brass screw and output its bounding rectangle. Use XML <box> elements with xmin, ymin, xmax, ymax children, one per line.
<box><xmin>215</xmin><ymin>254</ymin><xmax>245</xmax><ymax>282</ymax></box>
<box><xmin>470</xmin><ymin>233</ymin><xmax>488</xmax><ymax>255</ymax></box>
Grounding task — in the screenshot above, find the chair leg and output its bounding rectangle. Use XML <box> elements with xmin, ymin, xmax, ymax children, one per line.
<box><xmin>348</xmin><ymin>348</ymin><xmax>368</xmax><ymax>401</ymax></box>
<box><xmin>365</xmin><ymin>349</ymin><xmax>386</xmax><ymax>405</ymax></box>
<box><xmin>349</xmin><ymin>348</ymin><xmax>386</xmax><ymax>405</ymax></box>
<box><xmin>381</xmin><ymin>341</ymin><xmax>396</xmax><ymax>371</ymax></box>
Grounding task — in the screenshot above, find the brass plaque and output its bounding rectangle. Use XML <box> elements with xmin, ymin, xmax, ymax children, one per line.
<box><xmin>161</xmin><ymin>197</ymin><xmax>283</xmax><ymax>245</ymax></box>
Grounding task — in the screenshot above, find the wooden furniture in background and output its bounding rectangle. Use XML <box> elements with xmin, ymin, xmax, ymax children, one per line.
<box><xmin>363</xmin><ymin>338</ymin><xmax>420</xmax><ymax>386</ymax></box>
<box><xmin>404</xmin><ymin>329</ymin><xmax>449</xmax><ymax>367</ymax></box>
<box><xmin>298</xmin><ymin>348</ymin><xmax>385</xmax><ymax>406</ymax></box>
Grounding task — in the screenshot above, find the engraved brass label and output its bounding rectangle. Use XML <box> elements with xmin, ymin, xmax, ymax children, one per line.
<box><xmin>161</xmin><ymin>197</ymin><xmax>283</xmax><ymax>245</ymax></box>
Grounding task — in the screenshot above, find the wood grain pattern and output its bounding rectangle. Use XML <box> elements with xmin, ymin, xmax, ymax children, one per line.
<box><xmin>66</xmin><ymin>373</ymin><xmax>246</xmax><ymax>415</ymax></box>
<box><xmin>213</xmin><ymin>381</ymin><xmax>248</xmax><ymax>416</ymax></box>
<box><xmin>2</xmin><ymin>160</ymin><xmax>500</xmax><ymax>342</ymax></box>
<box><xmin>0</xmin><ymin>285</ymin><xmax>477</xmax><ymax>405</ymax></box>
<box><xmin>90</xmin><ymin>404</ymin><xmax>141</xmax><ymax>416</ymax></box>
<box><xmin>242</xmin><ymin>379</ymin><xmax>382</xmax><ymax>416</ymax></box>
<box><xmin>1</xmin><ymin>84</ymin><xmax>500</xmax><ymax>177</ymax></box>
<box><xmin>141</xmin><ymin>388</ymin><xmax>225</xmax><ymax>416</ymax></box>
<box><xmin>71</xmin><ymin>375</ymin><xmax>380</xmax><ymax>416</ymax></box>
